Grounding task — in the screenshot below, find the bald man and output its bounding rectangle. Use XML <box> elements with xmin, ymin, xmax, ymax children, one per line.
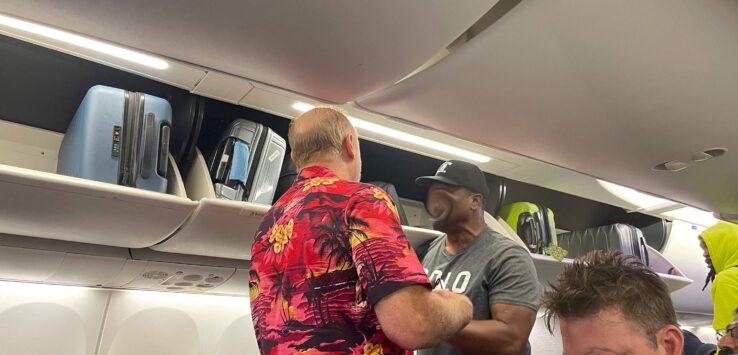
<box><xmin>249</xmin><ymin>108</ymin><xmax>472</xmax><ymax>354</ymax></box>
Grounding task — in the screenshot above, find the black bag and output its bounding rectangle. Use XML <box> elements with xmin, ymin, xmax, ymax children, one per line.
<box><xmin>272</xmin><ymin>155</ymin><xmax>298</xmax><ymax>204</ymax></box>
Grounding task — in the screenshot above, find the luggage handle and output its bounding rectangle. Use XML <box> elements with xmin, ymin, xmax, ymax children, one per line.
<box><xmin>536</xmin><ymin>203</ymin><xmax>552</xmax><ymax>254</ymax></box>
<box><xmin>518</xmin><ymin>213</ymin><xmax>540</xmax><ymax>253</ymax></box>
<box><xmin>140</xmin><ymin>112</ymin><xmax>155</xmax><ymax>179</ymax></box>
<box><xmin>157</xmin><ymin>124</ymin><xmax>170</xmax><ymax>177</ymax></box>
<box><xmin>639</xmin><ymin>236</ymin><xmax>650</xmax><ymax>266</ymax></box>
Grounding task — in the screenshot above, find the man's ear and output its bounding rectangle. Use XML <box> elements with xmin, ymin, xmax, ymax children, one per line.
<box><xmin>658</xmin><ymin>325</ymin><xmax>684</xmax><ymax>355</ymax></box>
<box><xmin>470</xmin><ymin>193</ymin><xmax>483</xmax><ymax>211</ymax></box>
<box><xmin>343</xmin><ymin>132</ymin><xmax>358</xmax><ymax>160</ymax></box>
<box><xmin>290</xmin><ymin>152</ymin><xmax>298</xmax><ymax>168</ymax></box>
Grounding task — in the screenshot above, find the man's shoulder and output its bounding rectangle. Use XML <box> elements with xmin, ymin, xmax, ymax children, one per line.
<box><xmin>478</xmin><ymin>229</ymin><xmax>531</xmax><ymax>255</ymax></box>
<box><xmin>427</xmin><ymin>234</ymin><xmax>447</xmax><ymax>249</ymax></box>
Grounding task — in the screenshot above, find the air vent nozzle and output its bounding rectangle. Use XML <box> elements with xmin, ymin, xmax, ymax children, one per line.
<box><xmin>652</xmin><ymin>161</ymin><xmax>688</xmax><ymax>172</ymax></box>
<box><xmin>692</xmin><ymin>148</ymin><xmax>727</xmax><ymax>162</ymax></box>
<box><xmin>654</xmin><ymin>148</ymin><xmax>727</xmax><ymax>172</ymax></box>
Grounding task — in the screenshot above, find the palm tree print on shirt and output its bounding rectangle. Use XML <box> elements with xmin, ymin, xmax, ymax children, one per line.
<box><xmin>249</xmin><ymin>166</ymin><xmax>430</xmax><ymax>354</ymax></box>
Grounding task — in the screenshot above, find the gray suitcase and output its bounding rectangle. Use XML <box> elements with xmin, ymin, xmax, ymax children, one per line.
<box><xmin>558</xmin><ymin>223</ymin><xmax>650</xmax><ymax>265</ymax></box>
<box><xmin>207</xmin><ymin>119</ymin><xmax>286</xmax><ymax>205</ymax></box>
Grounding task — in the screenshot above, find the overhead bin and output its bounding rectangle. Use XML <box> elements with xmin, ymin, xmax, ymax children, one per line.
<box><xmin>358</xmin><ymin>0</ymin><xmax>738</xmax><ymax>216</ymax></box>
<box><xmin>0</xmin><ymin>163</ymin><xmax>196</xmax><ymax>248</ymax></box>
<box><xmin>0</xmin><ymin>1</ymin><xmax>497</xmax><ymax>102</ymax></box>
<box><xmin>192</xmin><ymin>71</ymin><xmax>254</xmax><ymax>105</ymax></box>
<box><xmin>152</xmin><ymin>149</ymin><xmax>445</xmax><ymax>260</ymax></box>
<box><xmin>531</xmin><ymin>254</ymin><xmax>691</xmax><ymax>293</ymax></box>
<box><xmin>0</xmin><ymin>245</ymin><xmax>128</xmax><ymax>286</ymax></box>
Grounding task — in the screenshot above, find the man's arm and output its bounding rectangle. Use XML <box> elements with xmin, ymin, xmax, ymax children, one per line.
<box><xmin>447</xmin><ymin>303</ymin><xmax>537</xmax><ymax>355</ymax></box>
<box><xmin>447</xmin><ymin>241</ymin><xmax>541</xmax><ymax>355</ymax></box>
<box><xmin>375</xmin><ymin>286</ymin><xmax>473</xmax><ymax>350</ymax></box>
<box><xmin>346</xmin><ymin>187</ymin><xmax>472</xmax><ymax>349</ymax></box>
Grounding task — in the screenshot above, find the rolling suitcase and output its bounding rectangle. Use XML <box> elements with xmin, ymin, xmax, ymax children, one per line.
<box><xmin>57</xmin><ymin>85</ymin><xmax>171</xmax><ymax>193</ymax></box>
<box><xmin>499</xmin><ymin>202</ymin><xmax>557</xmax><ymax>254</ymax></box>
<box><xmin>207</xmin><ymin>119</ymin><xmax>286</xmax><ymax>205</ymax></box>
<box><xmin>558</xmin><ymin>224</ymin><xmax>650</xmax><ymax>265</ymax></box>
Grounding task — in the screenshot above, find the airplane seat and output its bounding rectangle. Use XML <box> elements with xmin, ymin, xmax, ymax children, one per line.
<box><xmin>485</xmin><ymin>211</ymin><xmax>528</xmax><ymax>251</ymax></box>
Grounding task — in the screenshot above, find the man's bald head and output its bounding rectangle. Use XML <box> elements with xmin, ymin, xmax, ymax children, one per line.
<box><xmin>289</xmin><ymin>107</ymin><xmax>356</xmax><ymax>168</ymax></box>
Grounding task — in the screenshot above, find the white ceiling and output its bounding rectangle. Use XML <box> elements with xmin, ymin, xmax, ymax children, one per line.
<box><xmin>0</xmin><ymin>0</ymin><xmax>496</xmax><ymax>103</ymax></box>
<box><xmin>359</xmin><ymin>0</ymin><xmax>738</xmax><ymax>215</ymax></box>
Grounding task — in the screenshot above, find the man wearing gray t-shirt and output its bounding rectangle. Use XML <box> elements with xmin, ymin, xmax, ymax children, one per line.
<box><xmin>415</xmin><ymin>160</ymin><xmax>542</xmax><ymax>355</ymax></box>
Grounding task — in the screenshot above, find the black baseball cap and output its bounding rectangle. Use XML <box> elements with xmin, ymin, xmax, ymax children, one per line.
<box><xmin>415</xmin><ymin>160</ymin><xmax>490</xmax><ymax>200</ymax></box>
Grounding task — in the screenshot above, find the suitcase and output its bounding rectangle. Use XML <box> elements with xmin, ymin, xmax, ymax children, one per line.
<box><xmin>499</xmin><ymin>202</ymin><xmax>557</xmax><ymax>254</ymax></box>
<box><xmin>369</xmin><ymin>181</ymin><xmax>409</xmax><ymax>225</ymax></box>
<box><xmin>558</xmin><ymin>224</ymin><xmax>650</xmax><ymax>265</ymax></box>
<box><xmin>207</xmin><ymin>119</ymin><xmax>286</xmax><ymax>205</ymax></box>
<box><xmin>272</xmin><ymin>155</ymin><xmax>298</xmax><ymax>204</ymax></box>
<box><xmin>57</xmin><ymin>85</ymin><xmax>171</xmax><ymax>193</ymax></box>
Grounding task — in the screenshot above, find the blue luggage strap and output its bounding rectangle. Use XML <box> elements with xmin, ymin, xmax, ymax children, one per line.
<box><xmin>228</xmin><ymin>141</ymin><xmax>250</xmax><ymax>184</ymax></box>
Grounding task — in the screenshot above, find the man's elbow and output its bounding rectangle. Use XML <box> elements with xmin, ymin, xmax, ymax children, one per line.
<box><xmin>382</xmin><ymin>316</ymin><xmax>442</xmax><ymax>350</ymax></box>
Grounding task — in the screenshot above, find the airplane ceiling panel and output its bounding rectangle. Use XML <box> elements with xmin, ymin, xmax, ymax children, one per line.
<box><xmin>0</xmin><ymin>0</ymin><xmax>497</xmax><ymax>103</ymax></box>
<box><xmin>359</xmin><ymin>0</ymin><xmax>738</xmax><ymax>215</ymax></box>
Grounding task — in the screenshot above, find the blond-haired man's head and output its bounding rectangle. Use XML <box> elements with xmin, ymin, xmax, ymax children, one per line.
<box><xmin>288</xmin><ymin>107</ymin><xmax>361</xmax><ymax>181</ymax></box>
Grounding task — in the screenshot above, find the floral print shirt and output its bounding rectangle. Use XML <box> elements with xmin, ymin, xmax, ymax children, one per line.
<box><xmin>250</xmin><ymin>166</ymin><xmax>430</xmax><ymax>354</ymax></box>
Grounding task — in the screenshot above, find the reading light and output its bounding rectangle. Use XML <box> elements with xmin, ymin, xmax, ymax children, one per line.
<box><xmin>0</xmin><ymin>13</ymin><xmax>169</xmax><ymax>70</ymax></box>
<box><xmin>291</xmin><ymin>102</ymin><xmax>491</xmax><ymax>163</ymax></box>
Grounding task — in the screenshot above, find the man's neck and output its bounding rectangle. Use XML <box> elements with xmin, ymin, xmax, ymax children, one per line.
<box><xmin>445</xmin><ymin>221</ymin><xmax>486</xmax><ymax>255</ymax></box>
<box><xmin>303</xmin><ymin>160</ymin><xmax>353</xmax><ymax>181</ymax></box>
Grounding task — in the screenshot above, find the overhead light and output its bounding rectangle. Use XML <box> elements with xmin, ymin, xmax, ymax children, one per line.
<box><xmin>291</xmin><ymin>102</ymin><xmax>316</xmax><ymax>112</ymax></box>
<box><xmin>662</xmin><ymin>207</ymin><xmax>718</xmax><ymax>228</ymax></box>
<box><xmin>291</xmin><ymin>102</ymin><xmax>491</xmax><ymax>163</ymax></box>
<box><xmin>0</xmin><ymin>280</ymin><xmax>89</xmax><ymax>296</ymax></box>
<box><xmin>0</xmin><ymin>13</ymin><xmax>169</xmax><ymax>70</ymax></box>
<box><xmin>597</xmin><ymin>179</ymin><xmax>676</xmax><ymax>211</ymax></box>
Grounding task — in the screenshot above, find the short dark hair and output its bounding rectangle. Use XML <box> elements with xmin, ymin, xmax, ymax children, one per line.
<box><xmin>543</xmin><ymin>251</ymin><xmax>677</xmax><ymax>345</ymax></box>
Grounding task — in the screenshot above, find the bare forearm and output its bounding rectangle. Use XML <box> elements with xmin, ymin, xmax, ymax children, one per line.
<box><xmin>447</xmin><ymin>320</ymin><xmax>526</xmax><ymax>355</ymax></box>
<box><xmin>375</xmin><ymin>287</ymin><xmax>472</xmax><ymax>350</ymax></box>
<box><xmin>425</xmin><ymin>291</ymin><xmax>474</xmax><ymax>342</ymax></box>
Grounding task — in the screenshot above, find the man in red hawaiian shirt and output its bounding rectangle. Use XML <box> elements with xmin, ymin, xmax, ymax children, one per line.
<box><xmin>250</xmin><ymin>107</ymin><xmax>473</xmax><ymax>354</ymax></box>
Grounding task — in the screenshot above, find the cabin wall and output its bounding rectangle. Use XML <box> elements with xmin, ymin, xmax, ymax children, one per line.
<box><xmin>0</xmin><ymin>280</ymin><xmax>258</xmax><ymax>355</ymax></box>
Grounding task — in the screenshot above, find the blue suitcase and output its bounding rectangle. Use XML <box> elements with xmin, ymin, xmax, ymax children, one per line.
<box><xmin>57</xmin><ymin>85</ymin><xmax>172</xmax><ymax>193</ymax></box>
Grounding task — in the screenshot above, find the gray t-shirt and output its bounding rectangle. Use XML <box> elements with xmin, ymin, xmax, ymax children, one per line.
<box><xmin>419</xmin><ymin>228</ymin><xmax>541</xmax><ymax>355</ymax></box>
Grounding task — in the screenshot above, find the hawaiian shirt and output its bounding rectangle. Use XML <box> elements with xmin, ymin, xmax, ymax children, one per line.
<box><xmin>250</xmin><ymin>166</ymin><xmax>430</xmax><ymax>354</ymax></box>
